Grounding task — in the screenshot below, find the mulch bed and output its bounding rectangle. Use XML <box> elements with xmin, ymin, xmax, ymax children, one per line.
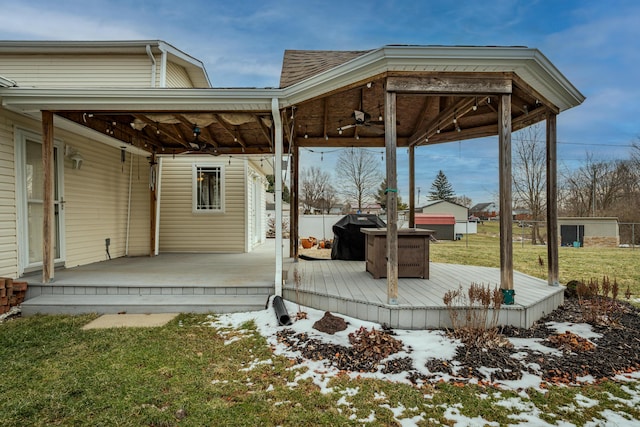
<box><xmin>277</xmin><ymin>296</ymin><xmax>640</xmax><ymax>387</ymax></box>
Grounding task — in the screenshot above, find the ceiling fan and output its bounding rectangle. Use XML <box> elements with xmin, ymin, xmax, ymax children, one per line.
<box><xmin>183</xmin><ymin>124</ymin><xmax>220</xmax><ymax>155</ymax></box>
<box><xmin>337</xmin><ymin>89</ymin><xmax>385</xmax><ymax>135</ymax></box>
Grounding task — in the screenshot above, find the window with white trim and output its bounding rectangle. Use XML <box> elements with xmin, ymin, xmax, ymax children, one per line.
<box><xmin>193</xmin><ymin>164</ymin><xmax>224</xmax><ymax>212</ymax></box>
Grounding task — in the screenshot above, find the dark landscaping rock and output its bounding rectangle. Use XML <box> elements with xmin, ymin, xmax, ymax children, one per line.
<box><xmin>313</xmin><ymin>311</ymin><xmax>348</xmax><ymax>334</ymax></box>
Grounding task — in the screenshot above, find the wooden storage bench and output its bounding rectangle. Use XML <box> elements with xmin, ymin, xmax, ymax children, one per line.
<box><xmin>361</xmin><ymin>228</ymin><xmax>434</xmax><ymax>279</ymax></box>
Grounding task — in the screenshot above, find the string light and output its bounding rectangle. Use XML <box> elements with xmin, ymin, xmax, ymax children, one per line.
<box><xmin>472</xmin><ymin>97</ymin><xmax>478</xmax><ymax>111</ymax></box>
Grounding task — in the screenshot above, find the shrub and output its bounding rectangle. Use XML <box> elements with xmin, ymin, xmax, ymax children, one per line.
<box><xmin>443</xmin><ymin>283</ymin><xmax>509</xmax><ymax>348</ymax></box>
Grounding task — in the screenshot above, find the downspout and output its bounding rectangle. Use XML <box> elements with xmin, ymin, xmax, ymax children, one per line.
<box><xmin>271</xmin><ymin>98</ymin><xmax>283</xmax><ymax>296</ymax></box>
<box><xmin>158</xmin><ymin>45</ymin><xmax>167</xmax><ymax>88</ymax></box>
<box><xmin>145</xmin><ymin>44</ymin><xmax>157</xmax><ymax>88</ymax></box>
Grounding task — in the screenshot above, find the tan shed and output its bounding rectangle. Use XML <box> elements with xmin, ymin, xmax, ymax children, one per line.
<box><xmin>558</xmin><ymin>217</ymin><xmax>619</xmax><ymax>248</ymax></box>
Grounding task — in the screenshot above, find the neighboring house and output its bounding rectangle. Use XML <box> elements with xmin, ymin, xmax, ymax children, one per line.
<box><xmin>470</xmin><ymin>202</ymin><xmax>498</xmax><ymax>220</ymax></box>
<box><xmin>513</xmin><ymin>208</ymin><xmax>533</xmax><ymax>221</ymax></box>
<box><xmin>558</xmin><ymin>217</ymin><xmax>620</xmax><ymax>248</ymax></box>
<box><xmin>420</xmin><ymin>200</ymin><xmax>476</xmax><ymax>235</ymax></box>
<box><xmin>0</xmin><ymin>41</ymin><xmax>268</xmax><ymax>279</ymax></box>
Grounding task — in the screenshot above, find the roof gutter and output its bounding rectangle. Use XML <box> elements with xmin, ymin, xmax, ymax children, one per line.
<box><xmin>0</xmin><ymin>76</ymin><xmax>17</xmax><ymax>87</ymax></box>
<box><xmin>145</xmin><ymin>44</ymin><xmax>157</xmax><ymax>88</ymax></box>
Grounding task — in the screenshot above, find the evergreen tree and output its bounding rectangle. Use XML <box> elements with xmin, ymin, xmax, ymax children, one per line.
<box><xmin>376</xmin><ymin>178</ymin><xmax>408</xmax><ymax>210</ymax></box>
<box><xmin>266</xmin><ymin>174</ymin><xmax>290</xmax><ymax>203</ymax></box>
<box><xmin>428</xmin><ymin>170</ymin><xmax>455</xmax><ymax>202</ymax></box>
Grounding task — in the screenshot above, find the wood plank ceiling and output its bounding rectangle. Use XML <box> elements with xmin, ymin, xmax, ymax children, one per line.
<box><xmin>54</xmin><ymin>72</ymin><xmax>552</xmax><ymax>157</ymax></box>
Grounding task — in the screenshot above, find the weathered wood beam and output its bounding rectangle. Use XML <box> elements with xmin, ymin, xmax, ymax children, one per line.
<box><xmin>133</xmin><ymin>114</ymin><xmax>189</xmax><ymax>148</ymax></box>
<box><xmin>420</xmin><ymin>124</ymin><xmax>498</xmax><ymax>145</ymax></box>
<box><xmin>387</xmin><ymin>76</ymin><xmax>512</xmax><ymax>94</ymax></box>
<box><xmin>385</xmin><ymin>90</ymin><xmax>399</xmax><ymax>305</ymax></box>
<box><xmin>511</xmin><ymin>107</ymin><xmax>547</xmax><ymax>132</ymax></box>
<box><xmin>149</xmin><ymin>153</ymin><xmax>157</xmax><ymax>257</ymax></box>
<box><xmin>295</xmin><ymin>136</ymin><xmax>409</xmax><ymax>147</ymax></box>
<box><xmin>291</xmin><ymin>144</ymin><xmax>300</xmax><ymax>259</ymax></box>
<box><xmin>409</xmin><ymin>145</ymin><xmax>415</xmax><ymax>228</ymax></box>
<box><xmin>498</xmin><ymin>94</ymin><xmax>514</xmax><ymax>293</ymax></box>
<box><xmin>512</xmin><ymin>74</ymin><xmax>560</xmax><ymax>114</ymax></box>
<box><xmin>410</xmin><ymin>97</ymin><xmax>477</xmax><ymax>146</ymax></box>
<box><xmin>546</xmin><ymin>112</ymin><xmax>560</xmax><ymax>286</ymax></box>
<box><xmin>42</xmin><ymin>110</ymin><xmax>55</xmax><ymax>283</ymax></box>
<box><xmin>214</xmin><ymin>114</ymin><xmax>247</xmax><ymax>148</ymax></box>
<box><xmin>256</xmin><ymin>115</ymin><xmax>273</xmax><ymax>149</ymax></box>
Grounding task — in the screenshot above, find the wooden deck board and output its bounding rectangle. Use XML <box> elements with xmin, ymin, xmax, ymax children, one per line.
<box><xmin>284</xmin><ymin>260</ymin><xmax>564</xmax><ymax>322</ymax></box>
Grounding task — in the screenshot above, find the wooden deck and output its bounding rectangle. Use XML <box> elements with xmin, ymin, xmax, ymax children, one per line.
<box><xmin>19</xmin><ymin>238</ymin><xmax>564</xmax><ymax>328</ymax></box>
<box><xmin>283</xmin><ymin>259</ymin><xmax>564</xmax><ymax>330</ymax></box>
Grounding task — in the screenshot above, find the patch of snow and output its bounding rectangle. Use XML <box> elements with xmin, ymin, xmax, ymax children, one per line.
<box><xmin>546</xmin><ymin>321</ymin><xmax>602</xmax><ymax>340</ymax></box>
<box><xmin>239</xmin><ymin>357</ymin><xmax>273</xmax><ymax>371</ymax></box>
<box><xmin>357</xmin><ymin>410</ymin><xmax>376</xmax><ymax>423</ymax></box>
<box><xmin>584</xmin><ymin>409</ymin><xmax>636</xmax><ymax>426</ymax></box>
<box><xmin>509</xmin><ymin>337</ymin><xmax>563</xmax><ymax>355</ymax></box>
<box><xmin>443</xmin><ymin>405</ymin><xmax>499</xmax><ymax>426</ymax></box>
<box><xmin>574</xmin><ymin>393</ymin><xmax>599</xmax><ymax>408</ymax></box>
<box><xmin>0</xmin><ymin>306</ymin><xmax>20</xmax><ymax>322</ymax></box>
<box><xmin>374</xmin><ymin>391</ymin><xmax>387</xmax><ymax>401</ymax></box>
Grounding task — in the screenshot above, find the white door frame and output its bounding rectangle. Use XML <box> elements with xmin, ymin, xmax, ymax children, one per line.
<box><xmin>15</xmin><ymin>128</ymin><xmax>66</xmax><ymax>275</ymax></box>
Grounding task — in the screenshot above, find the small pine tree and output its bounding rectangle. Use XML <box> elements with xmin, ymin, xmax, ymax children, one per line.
<box><xmin>376</xmin><ymin>178</ymin><xmax>408</xmax><ymax>210</ymax></box>
<box><xmin>428</xmin><ymin>170</ymin><xmax>455</xmax><ymax>202</ymax></box>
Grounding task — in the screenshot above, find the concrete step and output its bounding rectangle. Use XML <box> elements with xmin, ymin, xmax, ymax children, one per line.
<box><xmin>21</xmin><ymin>294</ymin><xmax>271</xmax><ymax>316</ymax></box>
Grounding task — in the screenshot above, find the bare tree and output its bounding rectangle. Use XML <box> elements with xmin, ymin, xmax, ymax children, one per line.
<box><xmin>512</xmin><ymin>124</ymin><xmax>546</xmax><ymax>244</ymax></box>
<box><xmin>335</xmin><ymin>148</ymin><xmax>382</xmax><ymax>211</ymax></box>
<box><xmin>453</xmin><ymin>195</ymin><xmax>472</xmax><ymax>208</ymax></box>
<box><xmin>300</xmin><ymin>166</ymin><xmax>333</xmax><ymax>214</ymax></box>
<box><xmin>318</xmin><ymin>185</ymin><xmax>339</xmax><ymax>214</ymax></box>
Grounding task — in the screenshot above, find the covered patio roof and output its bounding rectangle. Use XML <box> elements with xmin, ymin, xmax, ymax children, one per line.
<box><xmin>0</xmin><ymin>44</ymin><xmax>585</xmax><ymax>303</ymax></box>
<box><xmin>1</xmin><ymin>45</ymin><xmax>583</xmax><ymax>156</ymax></box>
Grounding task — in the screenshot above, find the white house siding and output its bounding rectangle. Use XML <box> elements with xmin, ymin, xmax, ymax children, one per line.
<box><xmin>0</xmin><ymin>109</ymin><xmax>150</xmax><ymax>276</ymax></box>
<box><xmin>421</xmin><ymin>201</ymin><xmax>468</xmax><ymax>222</ymax></box>
<box><xmin>158</xmin><ymin>156</ymin><xmax>246</xmax><ymax>253</ymax></box>
<box><xmin>57</xmin><ymin>132</ymin><xmax>151</xmax><ymax>267</ymax></box>
<box><xmin>0</xmin><ymin>110</ymin><xmax>18</xmax><ymax>278</ymax></box>
<box><xmin>165</xmin><ymin>61</ymin><xmax>194</xmax><ymax>88</ymax></box>
<box><xmin>0</xmin><ymin>55</ymin><xmax>154</xmax><ymax>87</ymax></box>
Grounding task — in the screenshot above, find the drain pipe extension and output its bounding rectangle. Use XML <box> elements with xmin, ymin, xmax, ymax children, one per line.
<box><xmin>272</xmin><ymin>296</ymin><xmax>292</xmax><ymax>326</ymax></box>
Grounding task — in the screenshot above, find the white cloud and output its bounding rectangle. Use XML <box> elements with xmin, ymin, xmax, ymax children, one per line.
<box><xmin>0</xmin><ymin>4</ymin><xmax>147</xmax><ymax>40</ymax></box>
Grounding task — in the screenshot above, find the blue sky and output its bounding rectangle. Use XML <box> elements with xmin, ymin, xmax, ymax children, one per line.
<box><xmin>1</xmin><ymin>0</ymin><xmax>638</xmax><ymax>205</ymax></box>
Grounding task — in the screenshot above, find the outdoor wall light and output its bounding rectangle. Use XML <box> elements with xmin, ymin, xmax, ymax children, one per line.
<box><xmin>71</xmin><ymin>152</ymin><xmax>84</xmax><ymax>169</ymax></box>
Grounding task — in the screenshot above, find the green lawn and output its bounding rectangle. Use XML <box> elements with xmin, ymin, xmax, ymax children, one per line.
<box><xmin>1</xmin><ymin>313</ymin><xmax>639</xmax><ymax>426</ymax></box>
<box><xmin>431</xmin><ymin>221</ymin><xmax>640</xmax><ymax>298</ymax></box>
<box><xmin>1</xmin><ymin>223</ymin><xmax>638</xmax><ymax>425</ymax></box>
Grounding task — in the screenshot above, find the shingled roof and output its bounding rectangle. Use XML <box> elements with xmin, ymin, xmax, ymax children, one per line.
<box><xmin>279</xmin><ymin>49</ymin><xmax>372</xmax><ymax>88</ymax></box>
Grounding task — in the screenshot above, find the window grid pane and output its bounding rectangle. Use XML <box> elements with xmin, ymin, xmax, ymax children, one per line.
<box><xmin>197</xmin><ymin>166</ymin><xmax>221</xmax><ymax>210</ymax></box>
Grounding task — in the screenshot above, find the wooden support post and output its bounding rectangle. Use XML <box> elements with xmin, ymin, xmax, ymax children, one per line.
<box><xmin>408</xmin><ymin>145</ymin><xmax>415</xmax><ymax>228</ymax></box>
<box><xmin>42</xmin><ymin>111</ymin><xmax>55</xmax><ymax>283</ymax></box>
<box><xmin>291</xmin><ymin>144</ymin><xmax>299</xmax><ymax>259</ymax></box>
<box><xmin>498</xmin><ymin>94</ymin><xmax>514</xmax><ymax>295</ymax></box>
<box><xmin>546</xmin><ymin>112</ymin><xmax>559</xmax><ymax>286</ymax></box>
<box><xmin>149</xmin><ymin>153</ymin><xmax>157</xmax><ymax>257</ymax></box>
<box><xmin>385</xmin><ymin>91</ymin><xmax>399</xmax><ymax>304</ymax></box>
